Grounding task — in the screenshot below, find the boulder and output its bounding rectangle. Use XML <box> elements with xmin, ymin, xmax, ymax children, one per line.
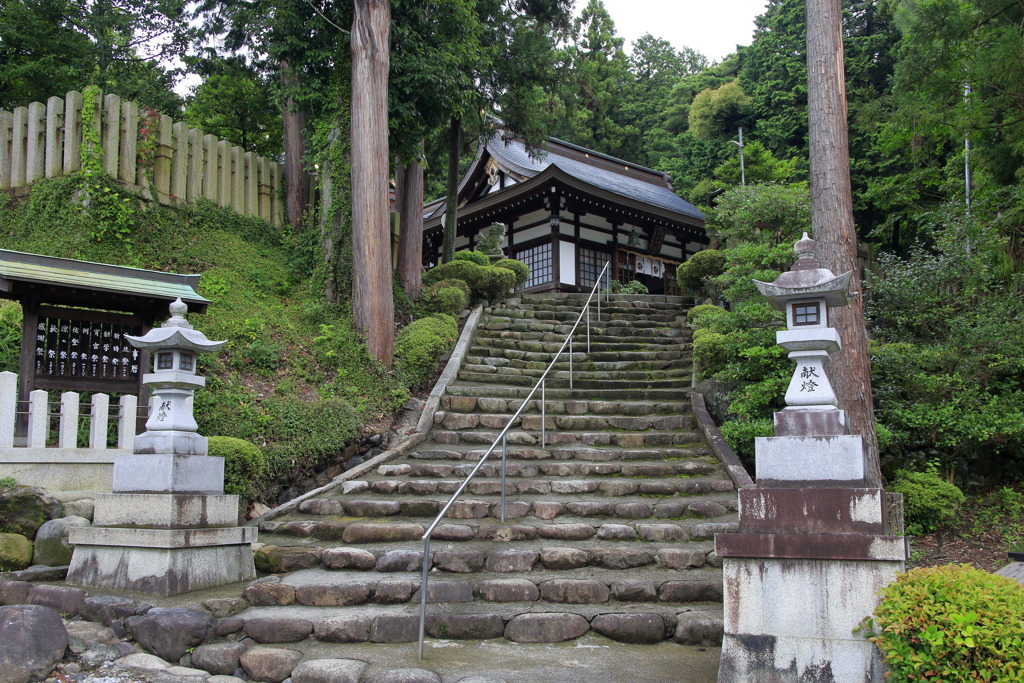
<box><xmin>674</xmin><ymin>611</ymin><xmax>724</xmax><ymax>646</ymax></box>
<box><xmin>0</xmin><ymin>533</ymin><xmax>32</xmax><ymax>571</ymax></box>
<box><xmin>80</xmin><ymin>595</ymin><xmax>147</xmax><ymax>626</ymax></box>
<box><xmin>0</xmin><ymin>487</ymin><xmax>62</xmax><ymax>538</ymax></box>
<box><xmin>0</xmin><ymin>604</ymin><xmax>68</xmax><ymax>683</ymax></box>
<box><xmin>291</xmin><ymin>658</ymin><xmax>368</xmax><ymax>683</ymax></box>
<box><xmin>124</xmin><ymin>608</ymin><xmax>217</xmax><ymax>662</ymax></box>
<box><xmin>191</xmin><ymin>641</ymin><xmax>250</xmax><ymax>675</ymax></box>
<box><xmin>28</xmin><ymin>585</ymin><xmax>86</xmax><ymax>617</ymax></box>
<box><xmin>239</xmin><ymin>646</ymin><xmax>303</xmax><ymax>683</ymax></box>
<box><xmin>364</xmin><ymin>668</ymin><xmax>442</xmax><ymax>683</ymax></box>
<box><xmin>32</xmin><ymin>516</ymin><xmax>91</xmax><ymax>566</ymax></box>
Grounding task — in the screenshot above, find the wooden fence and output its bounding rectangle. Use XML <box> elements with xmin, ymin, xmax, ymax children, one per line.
<box><xmin>0</xmin><ymin>90</ymin><xmax>284</xmax><ymax>226</ymax></box>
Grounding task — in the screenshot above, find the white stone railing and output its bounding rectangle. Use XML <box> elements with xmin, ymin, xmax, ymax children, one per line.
<box><xmin>0</xmin><ymin>90</ymin><xmax>284</xmax><ymax>226</ymax></box>
<box><xmin>0</xmin><ymin>371</ymin><xmax>136</xmax><ymax>456</ymax></box>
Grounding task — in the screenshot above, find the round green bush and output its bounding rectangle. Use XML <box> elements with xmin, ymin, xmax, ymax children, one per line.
<box><xmin>619</xmin><ymin>280</ymin><xmax>649</xmax><ymax>295</ymax></box>
<box><xmin>453</xmin><ymin>250</ymin><xmax>490</xmax><ymax>266</ymax></box>
<box><xmin>418</xmin><ymin>283</ymin><xmax>469</xmax><ymax>316</ymax></box>
<box><xmin>891</xmin><ymin>469</ymin><xmax>965</xmax><ymax>534</ymax></box>
<box><xmin>493</xmin><ymin>258</ymin><xmax>530</xmax><ymax>288</ymax></box>
<box><xmin>692</xmin><ymin>328</ymin><xmax>730</xmax><ymax>377</ymax></box>
<box><xmin>862</xmin><ymin>564</ymin><xmax>1024</xmax><ymax>681</ymax></box>
<box><xmin>395</xmin><ymin>314</ymin><xmax>458</xmax><ymax>388</ymax></box>
<box><xmin>678</xmin><ymin>249</ymin><xmax>727</xmax><ymax>290</ymax></box>
<box><xmin>208</xmin><ymin>436</ymin><xmax>265</xmax><ymax>499</ymax></box>
<box><xmin>476</xmin><ymin>265</ymin><xmax>516</xmax><ymax>300</ymax></box>
<box><xmin>423</xmin><ymin>260</ymin><xmax>482</xmax><ymax>290</ymax></box>
<box><xmin>687</xmin><ymin>304</ymin><xmax>729</xmax><ymax>329</ymax></box>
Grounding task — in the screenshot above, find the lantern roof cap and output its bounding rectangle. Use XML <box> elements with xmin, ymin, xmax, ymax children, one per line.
<box><xmin>753</xmin><ymin>233</ymin><xmax>853</xmax><ymax>310</ymax></box>
<box><xmin>126</xmin><ymin>298</ymin><xmax>226</xmax><ymax>352</ymax></box>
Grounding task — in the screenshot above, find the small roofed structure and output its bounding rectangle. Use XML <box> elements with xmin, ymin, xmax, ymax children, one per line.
<box><xmin>0</xmin><ymin>249</ymin><xmax>209</xmax><ymax>432</ymax></box>
<box><xmin>423</xmin><ymin>132</ymin><xmax>709</xmax><ymax>294</ymax></box>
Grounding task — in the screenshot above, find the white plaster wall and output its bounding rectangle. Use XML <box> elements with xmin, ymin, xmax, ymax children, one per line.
<box><xmin>560</xmin><ymin>240</ymin><xmax>576</xmax><ymax>286</ymax></box>
<box><xmin>513</xmin><ymin>224</ymin><xmax>550</xmax><ymax>246</ymax></box>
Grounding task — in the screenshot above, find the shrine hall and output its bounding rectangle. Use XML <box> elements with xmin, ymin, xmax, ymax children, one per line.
<box><xmin>422</xmin><ymin>132</ymin><xmax>709</xmax><ymax>294</ymax></box>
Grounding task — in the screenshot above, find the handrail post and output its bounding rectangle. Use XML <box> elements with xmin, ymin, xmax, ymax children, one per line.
<box><xmin>587</xmin><ymin>307</ymin><xmax>591</xmax><ymax>354</ymax></box>
<box><xmin>541</xmin><ymin>379</ymin><xmax>546</xmax><ymax>448</ymax></box>
<box><xmin>418</xmin><ymin>535</ymin><xmax>431</xmax><ymax>660</ymax></box>
<box><xmin>501</xmin><ymin>434</ymin><xmax>507</xmax><ymax>522</ymax></box>
<box><xmin>569</xmin><ymin>336</ymin><xmax>573</xmax><ymax>391</ymax></box>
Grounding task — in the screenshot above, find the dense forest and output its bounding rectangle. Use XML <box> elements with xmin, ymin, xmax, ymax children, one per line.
<box><xmin>1</xmin><ymin>0</ymin><xmax>1022</xmax><ymax>491</ymax></box>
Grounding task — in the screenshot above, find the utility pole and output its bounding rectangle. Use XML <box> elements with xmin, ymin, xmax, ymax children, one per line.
<box><xmin>805</xmin><ymin>0</ymin><xmax>881</xmax><ymax>487</ymax></box>
<box><xmin>731</xmin><ymin>127</ymin><xmax>745</xmax><ymax>185</ymax></box>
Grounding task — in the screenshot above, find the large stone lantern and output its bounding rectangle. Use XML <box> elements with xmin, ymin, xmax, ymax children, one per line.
<box><xmin>68</xmin><ymin>299</ymin><xmax>256</xmax><ymax>596</ymax></box>
<box><xmin>715</xmin><ymin>233</ymin><xmax>904</xmax><ymax>681</ymax></box>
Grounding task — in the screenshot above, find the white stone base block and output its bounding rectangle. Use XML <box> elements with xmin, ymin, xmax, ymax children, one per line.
<box><xmin>112</xmin><ymin>452</ymin><xmax>224</xmax><ymax>494</ymax></box>
<box><xmin>755</xmin><ymin>435</ymin><xmax>867</xmax><ymax>483</ymax></box>
<box><xmin>67</xmin><ymin>542</ymin><xmax>255</xmax><ymax>597</ymax></box>
<box><xmin>93</xmin><ymin>493</ymin><xmax>240</xmax><ymax>528</ymax></box>
<box><xmin>719</xmin><ymin>557</ymin><xmax>901</xmax><ymax>682</ymax></box>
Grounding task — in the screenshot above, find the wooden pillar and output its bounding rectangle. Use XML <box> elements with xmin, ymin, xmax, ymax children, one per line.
<box><xmin>102</xmin><ymin>94</ymin><xmax>121</xmax><ymax>178</ymax></box>
<box><xmin>153</xmin><ymin>115</ymin><xmax>173</xmax><ymax>202</ymax></box>
<box><xmin>0</xmin><ymin>112</ymin><xmax>13</xmax><ymax>189</ymax></box>
<box><xmin>171</xmin><ymin>121</ymin><xmax>188</xmax><ymax>201</ymax></box>
<box><xmin>25</xmin><ymin>102</ymin><xmax>46</xmax><ymax>185</ymax></box>
<box><xmin>10</xmin><ymin>107</ymin><xmax>28</xmax><ymax>188</ymax></box>
<box><xmin>62</xmin><ymin>91</ymin><xmax>83</xmax><ymax>174</ymax></box>
<box><xmin>187</xmin><ymin>128</ymin><xmax>203</xmax><ymax>203</ymax></box>
<box><xmin>244</xmin><ymin>152</ymin><xmax>257</xmax><ymax>215</ymax></box>
<box><xmin>119</xmin><ymin>101</ymin><xmax>137</xmax><ymax>184</ymax></box>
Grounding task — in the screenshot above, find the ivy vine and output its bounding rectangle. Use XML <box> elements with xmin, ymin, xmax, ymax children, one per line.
<box><xmin>79</xmin><ymin>85</ymin><xmax>136</xmax><ymax>246</ymax></box>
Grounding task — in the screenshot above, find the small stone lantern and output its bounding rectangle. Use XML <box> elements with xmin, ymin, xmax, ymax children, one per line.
<box><xmin>125</xmin><ymin>298</ymin><xmax>225</xmax><ymax>456</ymax></box>
<box><xmin>754</xmin><ymin>233</ymin><xmax>852</xmax><ymax>434</ymax></box>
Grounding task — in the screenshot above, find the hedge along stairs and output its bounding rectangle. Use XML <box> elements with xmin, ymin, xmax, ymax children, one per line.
<box><xmin>248</xmin><ymin>293</ymin><xmax>738</xmax><ymax>655</ymax></box>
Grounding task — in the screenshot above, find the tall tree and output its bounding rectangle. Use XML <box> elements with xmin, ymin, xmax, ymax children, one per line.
<box><xmin>351</xmin><ymin>0</ymin><xmax>393</xmax><ymax>364</ymax></box>
<box><xmin>805</xmin><ymin>0</ymin><xmax>881</xmax><ymax>486</ymax></box>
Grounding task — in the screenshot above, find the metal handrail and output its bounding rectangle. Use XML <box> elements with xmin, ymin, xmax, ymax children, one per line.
<box><xmin>417</xmin><ymin>261</ymin><xmax>611</xmax><ymax>659</ymax></box>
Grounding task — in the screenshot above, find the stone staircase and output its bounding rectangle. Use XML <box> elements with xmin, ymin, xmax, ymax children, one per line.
<box><xmin>247</xmin><ymin>293</ymin><xmax>738</xmax><ymax>653</ymax></box>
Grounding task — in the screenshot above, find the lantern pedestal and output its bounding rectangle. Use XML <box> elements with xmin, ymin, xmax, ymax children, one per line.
<box><xmin>69</xmin><ymin>299</ymin><xmax>256</xmax><ymax>596</ymax></box>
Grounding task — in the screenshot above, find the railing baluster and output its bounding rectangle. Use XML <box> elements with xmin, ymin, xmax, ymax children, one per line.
<box><xmin>59</xmin><ymin>391</ymin><xmax>79</xmax><ymax>448</ymax></box>
<box><xmin>541</xmin><ymin>379</ymin><xmax>546</xmax><ymax>448</ymax></box>
<box><xmin>569</xmin><ymin>336</ymin><xmax>573</xmax><ymax>391</ymax></box>
<box><xmin>501</xmin><ymin>434</ymin><xmax>507</xmax><ymax>522</ymax></box>
<box><xmin>90</xmin><ymin>393</ymin><xmax>109</xmax><ymax>449</ymax></box>
<box><xmin>26</xmin><ymin>390</ymin><xmax>48</xmax><ymax>448</ymax></box>
<box><xmin>418</xmin><ymin>535</ymin><xmax>431</xmax><ymax>660</ymax></box>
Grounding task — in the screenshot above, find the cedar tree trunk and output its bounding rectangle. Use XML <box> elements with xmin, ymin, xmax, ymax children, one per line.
<box><xmin>351</xmin><ymin>0</ymin><xmax>394</xmax><ymax>364</ymax></box>
<box><xmin>280</xmin><ymin>60</ymin><xmax>307</xmax><ymax>232</ymax></box>
<box><xmin>396</xmin><ymin>155</ymin><xmax>424</xmax><ymax>300</ymax></box>
<box><xmin>805</xmin><ymin>0</ymin><xmax>881</xmax><ymax>486</ymax></box>
<box><xmin>442</xmin><ymin>117</ymin><xmax>460</xmax><ymax>263</ymax></box>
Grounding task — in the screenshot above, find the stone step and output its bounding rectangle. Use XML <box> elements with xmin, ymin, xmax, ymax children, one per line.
<box><xmin>290</xmin><ymin>491</ymin><xmax>734</xmax><ymax>520</ymax></box>
<box><xmin>432</xmin><ymin>412</ymin><xmax>694</xmax><ymax>432</ymax></box>
<box><xmin>426</xmin><ymin>429</ymin><xmax>704</xmax><ymax>448</ymax></box>
<box><xmin>473</xmin><ymin>326</ymin><xmax>689</xmax><ymax>341</ymax></box>
<box><xmin>439</xmin><ymin>394</ymin><xmax>690</xmax><ymax>415</ymax></box>
<box><xmin>506</xmin><ymin>293</ymin><xmax>691</xmax><ymax>306</ymax></box>
<box><xmin>463</xmin><ymin>355</ymin><xmax>683</xmax><ymax>373</ymax></box>
<box><xmin>259</xmin><ymin>519</ymin><xmax>739</xmax><ymax>546</ymax></box>
<box><xmin>374</xmin><ymin>459</ymin><xmax>720</xmax><ymax>479</ymax></box>
<box><xmin>455</xmin><ymin>373</ymin><xmax>692</xmax><ymax>389</ymax></box>
<box><xmin>466</xmin><ymin>347</ymin><xmax>688</xmax><ymax>363</ymax></box>
<box><xmin>407</xmin><ymin>444</ymin><xmax>712</xmax><ymax>462</ymax></box>
<box><xmin>459</xmin><ymin>364</ymin><xmax>692</xmax><ymax>381</ymax></box>
<box><xmin>486</xmin><ymin>311</ymin><xmax>683</xmax><ymax>325</ymax></box>
<box><xmin>498</xmin><ymin>298</ymin><xmax>687</xmax><ymax>311</ymax></box>
<box><xmin>235</xmin><ymin>598</ymin><xmax>720</xmax><ymax>647</ymax></box>
<box><xmin>471</xmin><ymin>336</ymin><xmax>689</xmax><ymax>353</ymax></box>
<box><xmin>443</xmin><ymin>384</ymin><xmax>692</xmax><ymax>402</ymax></box>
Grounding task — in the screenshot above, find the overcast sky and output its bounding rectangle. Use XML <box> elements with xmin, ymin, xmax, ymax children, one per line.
<box><xmin>590</xmin><ymin>0</ymin><xmax>768</xmax><ymax>63</ymax></box>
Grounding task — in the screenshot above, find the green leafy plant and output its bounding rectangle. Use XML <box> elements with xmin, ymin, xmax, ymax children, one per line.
<box><xmin>891</xmin><ymin>467</ymin><xmax>966</xmax><ymax>535</ymax></box>
<box><xmin>208</xmin><ymin>436</ymin><xmax>265</xmax><ymax>500</ymax></box>
<box><xmin>423</xmin><ymin>260</ymin><xmax>516</xmax><ymax>302</ymax></box>
<box><xmin>687</xmin><ymin>303</ymin><xmax>728</xmax><ymax>329</ymax></box>
<box><xmin>394</xmin><ymin>314</ymin><xmax>458</xmax><ymax>388</ymax></box>
<box><xmin>0</xmin><ymin>477</ymin><xmax>17</xmax><ymax>492</ymax></box>
<box><xmin>493</xmin><ymin>258</ymin><xmax>530</xmax><ymax>288</ymax></box>
<box><xmin>79</xmin><ymin>85</ymin><xmax>136</xmax><ymax>245</ymax></box>
<box><xmin>0</xmin><ymin>300</ymin><xmax>21</xmax><ymax>374</ymax></box>
<box><xmin>860</xmin><ymin>564</ymin><xmax>1024</xmax><ymax>682</ymax></box>
<box><xmin>452</xmin><ymin>250</ymin><xmax>490</xmax><ymax>266</ymax></box>
<box><xmin>677</xmin><ymin>249</ymin><xmax>727</xmax><ymax>290</ymax></box>
<box><xmin>416</xmin><ymin>279</ymin><xmax>470</xmax><ymax>317</ymax></box>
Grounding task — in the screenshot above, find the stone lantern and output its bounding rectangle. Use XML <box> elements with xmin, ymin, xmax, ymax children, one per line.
<box><xmin>715</xmin><ymin>233</ymin><xmax>905</xmax><ymax>681</ymax></box>
<box><xmin>68</xmin><ymin>299</ymin><xmax>256</xmax><ymax>596</ymax></box>
<box><xmin>754</xmin><ymin>232</ymin><xmax>852</xmax><ymax>435</ymax></box>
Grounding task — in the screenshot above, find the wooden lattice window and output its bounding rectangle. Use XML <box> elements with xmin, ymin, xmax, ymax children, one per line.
<box><xmin>578</xmin><ymin>247</ymin><xmax>610</xmax><ymax>290</ymax></box>
<box><xmin>516</xmin><ymin>242</ymin><xmax>553</xmax><ymax>289</ymax></box>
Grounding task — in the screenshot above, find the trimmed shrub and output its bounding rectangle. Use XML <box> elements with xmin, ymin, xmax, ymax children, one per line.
<box><xmin>208</xmin><ymin>436</ymin><xmax>265</xmax><ymax>499</ymax></box>
<box><xmin>687</xmin><ymin>304</ymin><xmax>729</xmax><ymax>329</ymax></box>
<box><xmin>493</xmin><ymin>258</ymin><xmax>530</xmax><ymax>288</ymax></box>
<box><xmin>619</xmin><ymin>280</ymin><xmax>649</xmax><ymax>295</ymax></box>
<box><xmin>417</xmin><ymin>280</ymin><xmax>470</xmax><ymax>316</ymax></box>
<box><xmin>719</xmin><ymin>417</ymin><xmax>773</xmax><ymax>461</ymax></box>
<box><xmin>693</xmin><ymin>328</ymin><xmax>730</xmax><ymax>377</ymax></box>
<box><xmin>423</xmin><ymin>260</ymin><xmax>481</xmax><ymax>288</ymax></box>
<box><xmin>891</xmin><ymin>469</ymin><xmax>966</xmax><ymax>535</ymax></box>
<box><xmin>453</xmin><ymin>250</ymin><xmax>490</xmax><ymax>266</ymax></box>
<box><xmin>476</xmin><ymin>265</ymin><xmax>516</xmax><ymax>300</ymax></box>
<box><xmin>861</xmin><ymin>564</ymin><xmax>1024</xmax><ymax>682</ymax></box>
<box><xmin>678</xmin><ymin>249</ymin><xmax>727</xmax><ymax>290</ymax></box>
<box><xmin>395</xmin><ymin>314</ymin><xmax>458</xmax><ymax>388</ymax></box>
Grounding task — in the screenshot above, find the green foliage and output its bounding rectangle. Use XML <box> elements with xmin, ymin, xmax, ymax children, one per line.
<box><xmin>395</xmin><ymin>314</ymin><xmax>458</xmax><ymax>388</ymax></box>
<box><xmin>687</xmin><ymin>304</ymin><xmax>728</xmax><ymax>329</ymax></box>
<box><xmin>706</xmin><ymin>183</ymin><xmax>811</xmax><ymax>245</ymax></box>
<box><xmin>0</xmin><ymin>478</ymin><xmax>16</xmax><ymax>492</ymax></box>
<box><xmin>861</xmin><ymin>564</ymin><xmax>1024</xmax><ymax>681</ymax></box>
<box><xmin>0</xmin><ymin>300</ymin><xmax>21</xmax><ymax>374</ymax></box>
<box><xmin>891</xmin><ymin>468</ymin><xmax>967</xmax><ymax>535</ymax></box>
<box><xmin>79</xmin><ymin>85</ymin><xmax>137</xmax><ymax>246</ymax></box>
<box><xmin>453</xmin><ymin>250</ymin><xmax>490</xmax><ymax>266</ymax></box>
<box><xmin>492</xmin><ymin>258</ymin><xmax>530</xmax><ymax>288</ymax></box>
<box><xmin>719</xmin><ymin>417</ymin><xmax>773</xmax><ymax>462</ymax></box>
<box><xmin>692</xmin><ymin>329</ymin><xmax>730</xmax><ymax>377</ymax></box>
<box><xmin>208</xmin><ymin>436</ymin><xmax>265</xmax><ymax>500</ymax></box>
<box><xmin>678</xmin><ymin>249</ymin><xmax>726</xmax><ymax>291</ymax></box>
<box><xmin>416</xmin><ymin>281</ymin><xmax>470</xmax><ymax>317</ymax></box>
<box><xmin>423</xmin><ymin>260</ymin><xmax>516</xmax><ymax>302</ymax></box>
<box><xmin>617</xmin><ymin>280</ymin><xmax>649</xmax><ymax>295</ymax></box>
<box><xmin>688</xmin><ymin>80</ymin><xmax>752</xmax><ymax>141</ymax></box>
